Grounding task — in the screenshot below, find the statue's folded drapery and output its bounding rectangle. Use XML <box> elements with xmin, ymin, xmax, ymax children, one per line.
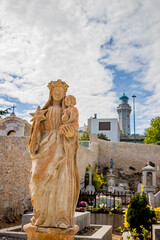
<box><xmin>28</xmin><ymin>80</ymin><xmax>80</xmax><ymax>228</ymax></box>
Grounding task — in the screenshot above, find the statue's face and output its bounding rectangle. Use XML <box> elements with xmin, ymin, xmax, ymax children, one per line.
<box><xmin>52</xmin><ymin>87</ymin><xmax>66</xmax><ymax>101</ymax></box>
<box><xmin>65</xmin><ymin>96</ymin><xmax>71</xmax><ymax>107</ymax></box>
<box><xmin>65</xmin><ymin>95</ymin><xmax>76</xmax><ymax>107</ymax></box>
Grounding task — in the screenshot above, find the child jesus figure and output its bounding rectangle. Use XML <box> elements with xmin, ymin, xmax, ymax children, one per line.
<box><xmin>59</xmin><ymin>95</ymin><xmax>79</xmax><ymax>136</ymax></box>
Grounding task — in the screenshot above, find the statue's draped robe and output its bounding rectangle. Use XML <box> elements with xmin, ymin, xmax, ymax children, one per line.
<box><xmin>29</xmin><ymin>105</ymin><xmax>80</xmax><ymax>227</ymax></box>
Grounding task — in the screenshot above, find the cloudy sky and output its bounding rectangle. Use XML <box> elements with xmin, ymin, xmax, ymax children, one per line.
<box><xmin>0</xmin><ymin>0</ymin><xmax>160</xmax><ymax>134</ymax></box>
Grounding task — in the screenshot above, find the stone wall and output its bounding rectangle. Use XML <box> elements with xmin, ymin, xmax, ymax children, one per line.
<box><xmin>0</xmin><ymin>136</ymin><xmax>31</xmax><ymax>222</ymax></box>
<box><xmin>91</xmin><ymin>213</ymin><xmax>124</xmax><ymax>231</ymax></box>
<box><xmin>1</xmin><ymin>134</ymin><xmax>160</xmax><ymax>221</ymax></box>
<box><xmin>0</xmin><ymin>136</ymin><xmax>98</xmax><ymax>221</ymax></box>
<box><xmin>77</xmin><ymin>142</ymin><xmax>99</xmax><ymax>180</ymax></box>
<box><xmin>95</xmin><ymin>138</ymin><xmax>160</xmax><ymax>186</ymax></box>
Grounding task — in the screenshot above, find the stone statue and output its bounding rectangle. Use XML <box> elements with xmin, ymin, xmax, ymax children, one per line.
<box><xmin>28</xmin><ymin>79</ymin><xmax>80</xmax><ymax>229</ymax></box>
<box><xmin>108</xmin><ymin>178</ymin><xmax>115</xmax><ymax>187</ymax></box>
<box><xmin>110</xmin><ymin>158</ymin><xmax>113</xmax><ymax>169</ymax></box>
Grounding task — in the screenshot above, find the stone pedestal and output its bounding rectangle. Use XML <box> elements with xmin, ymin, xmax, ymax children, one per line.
<box><xmin>22</xmin><ymin>212</ymin><xmax>90</xmax><ymax>232</ymax></box>
<box><xmin>23</xmin><ymin>223</ymin><xmax>79</xmax><ymax>240</ymax></box>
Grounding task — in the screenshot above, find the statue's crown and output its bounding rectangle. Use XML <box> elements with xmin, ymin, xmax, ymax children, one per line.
<box><xmin>48</xmin><ymin>79</ymin><xmax>69</xmax><ymax>91</ymax></box>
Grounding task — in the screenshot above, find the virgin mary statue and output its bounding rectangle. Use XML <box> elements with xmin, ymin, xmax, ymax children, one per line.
<box><xmin>28</xmin><ymin>79</ymin><xmax>80</xmax><ymax>228</ymax></box>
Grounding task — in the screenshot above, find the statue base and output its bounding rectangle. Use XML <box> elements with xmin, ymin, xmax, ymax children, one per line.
<box><xmin>23</xmin><ymin>223</ymin><xmax>79</xmax><ymax>240</ymax></box>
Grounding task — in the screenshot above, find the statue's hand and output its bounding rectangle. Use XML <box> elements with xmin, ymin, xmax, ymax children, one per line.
<box><xmin>60</xmin><ymin>125</ymin><xmax>74</xmax><ymax>138</ymax></box>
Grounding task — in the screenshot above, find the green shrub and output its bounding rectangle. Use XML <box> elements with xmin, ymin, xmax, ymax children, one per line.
<box><xmin>79</xmin><ymin>128</ymin><xmax>90</xmax><ymax>141</ymax></box>
<box><xmin>0</xmin><ymin>108</ymin><xmax>11</xmax><ymax>118</ymax></box>
<box><xmin>97</xmin><ymin>133</ymin><xmax>110</xmax><ymax>141</ymax></box>
<box><xmin>125</xmin><ymin>192</ymin><xmax>157</xmax><ymax>235</ymax></box>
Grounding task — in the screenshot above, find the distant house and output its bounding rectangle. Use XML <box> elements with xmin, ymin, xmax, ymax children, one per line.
<box><xmin>88</xmin><ymin>114</ymin><xmax>120</xmax><ymax>142</ymax></box>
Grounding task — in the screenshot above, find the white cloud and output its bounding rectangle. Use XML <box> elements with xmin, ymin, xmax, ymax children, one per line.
<box><xmin>0</xmin><ymin>0</ymin><xmax>116</xmax><ymax>126</ymax></box>
<box><xmin>0</xmin><ymin>98</ymin><xmax>14</xmax><ymax>108</ymax></box>
<box><xmin>0</xmin><ymin>0</ymin><xmax>160</xmax><ymax>133</ymax></box>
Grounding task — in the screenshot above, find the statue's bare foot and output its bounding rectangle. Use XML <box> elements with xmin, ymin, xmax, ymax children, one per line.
<box><xmin>57</xmin><ymin>222</ymin><xmax>68</xmax><ymax>229</ymax></box>
<box><xmin>30</xmin><ymin>216</ymin><xmax>36</xmax><ymax>225</ymax></box>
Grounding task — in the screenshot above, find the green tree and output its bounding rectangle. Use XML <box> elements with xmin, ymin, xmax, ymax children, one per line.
<box><xmin>97</xmin><ymin>133</ymin><xmax>110</xmax><ymax>141</ymax></box>
<box><xmin>0</xmin><ymin>108</ymin><xmax>11</xmax><ymax>119</ymax></box>
<box><xmin>144</xmin><ymin>117</ymin><xmax>160</xmax><ymax>145</ymax></box>
<box><xmin>79</xmin><ymin>128</ymin><xmax>90</xmax><ymax>141</ymax></box>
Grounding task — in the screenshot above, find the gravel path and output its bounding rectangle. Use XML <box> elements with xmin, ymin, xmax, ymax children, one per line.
<box><xmin>112</xmin><ymin>234</ymin><xmax>122</xmax><ymax>240</ymax></box>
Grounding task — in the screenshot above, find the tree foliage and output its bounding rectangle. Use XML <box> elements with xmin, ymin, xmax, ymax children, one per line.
<box><xmin>144</xmin><ymin>116</ymin><xmax>160</xmax><ymax>145</ymax></box>
<box><xmin>0</xmin><ymin>108</ymin><xmax>11</xmax><ymax>119</ymax></box>
<box><xmin>97</xmin><ymin>133</ymin><xmax>110</xmax><ymax>141</ymax></box>
<box><xmin>92</xmin><ymin>171</ymin><xmax>107</xmax><ymax>190</ymax></box>
<box><xmin>85</xmin><ymin>165</ymin><xmax>107</xmax><ymax>190</ymax></box>
<box><xmin>79</xmin><ymin>128</ymin><xmax>90</xmax><ymax>141</ymax></box>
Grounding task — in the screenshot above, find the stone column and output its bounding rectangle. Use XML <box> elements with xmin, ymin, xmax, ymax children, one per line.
<box><xmin>143</xmin><ymin>171</ymin><xmax>146</xmax><ymax>186</ymax></box>
<box><xmin>88</xmin><ymin>167</ymin><xmax>93</xmax><ymax>185</ymax></box>
<box><xmin>152</xmin><ymin>171</ymin><xmax>156</xmax><ymax>187</ymax></box>
<box><xmin>24</xmin><ymin>223</ymin><xmax>79</xmax><ymax>240</ymax></box>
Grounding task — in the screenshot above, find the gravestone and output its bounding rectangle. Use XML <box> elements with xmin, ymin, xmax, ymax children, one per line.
<box><xmin>152</xmin><ymin>224</ymin><xmax>160</xmax><ymax>240</ymax></box>
<box><xmin>85</xmin><ymin>166</ymin><xmax>95</xmax><ymax>193</ymax></box>
<box><xmin>107</xmin><ymin>168</ymin><xmax>116</xmax><ymax>193</ymax></box>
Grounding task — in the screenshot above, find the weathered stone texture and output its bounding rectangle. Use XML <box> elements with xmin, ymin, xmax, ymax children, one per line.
<box><xmin>24</xmin><ymin>223</ymin><xmax>79</xmax><ymax>240</ymax></box>
<box><xmin>77</xmin><ymin>142</ymin><xmax>99</xmax><ymax>180</ymax></box>
<box><xmin>0</xmin><ymin>136</ymin><xmax>31</xmax><ymax>221</ymax></box>
<box><xmin>96</xmin><ymin>138</ymin><xmax>160</xmax><ymax>186</ymax></box>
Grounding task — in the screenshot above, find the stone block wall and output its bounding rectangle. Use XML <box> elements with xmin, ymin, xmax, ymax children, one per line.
<box><xmin>77</xmin><ymin>142</ymin><xmax>99</xmax><ymax>179</ymax></box>
<box><xmin>0</xmin><ymin>136</ymin><xmax>98</xmax><ymax>221</ymax></box>
<box><xmin>0</xmin><ymin>136</ymin><xmax>32</xmax><ymax>221</ymax></box>
<box><xmin>95</xmin><ymin>138</ymin><xmax>160</xmax><ymax>186</ymax></box>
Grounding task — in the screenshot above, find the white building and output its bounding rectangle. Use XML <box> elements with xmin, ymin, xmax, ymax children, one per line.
<box><xmin>88</xmin><ymin>114</ymin><xmax>120</xmax><ymax>142</ymax></box>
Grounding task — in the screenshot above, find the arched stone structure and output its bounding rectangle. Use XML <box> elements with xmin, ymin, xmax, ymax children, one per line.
<box><xmin>142</xmin><ymin>164</ymin><xmax>156</xmax><ymax>194</ymax></box>
<box><xmin>7</xmin><ymin>130</ymin><xmax>16</xmax><ymax>136</ymax></box>
<box><xmin>0</xmin><ymin>114</ymin><xmax>31</xmax><ymax>137</ymax></box>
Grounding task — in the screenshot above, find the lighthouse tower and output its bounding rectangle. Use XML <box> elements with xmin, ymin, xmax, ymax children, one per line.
<box><xmin>117</xmin><ymin>93</ymin><xmax>131</xmax><ymax>135</ymax></box>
